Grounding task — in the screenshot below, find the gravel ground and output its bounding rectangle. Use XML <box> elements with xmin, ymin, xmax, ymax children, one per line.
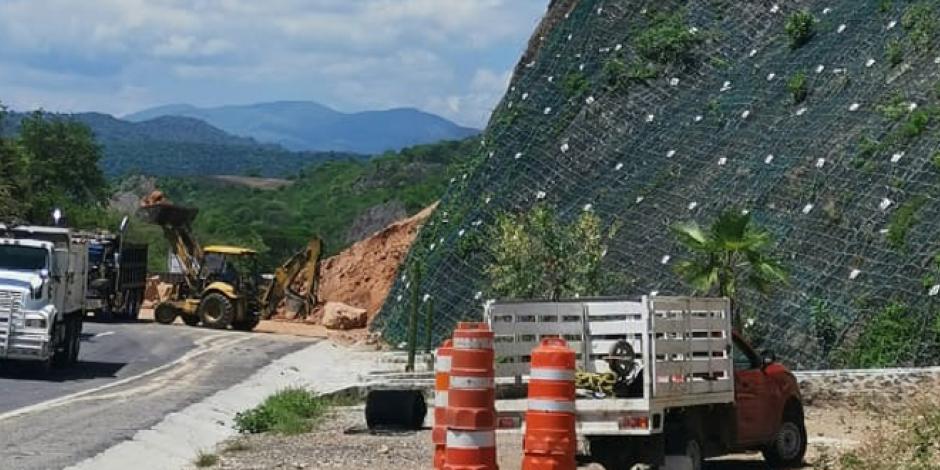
<box><xmin>204</xmin><ymin>401</ymin><xmax>878</xmax><ymax>470</ymax></box>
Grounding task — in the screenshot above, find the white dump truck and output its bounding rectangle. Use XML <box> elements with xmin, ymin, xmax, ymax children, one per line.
<box><xmin>488</xmin><ymin>296</ymin><xmax>806</xmax><ymax>470</ymax></box>
<box><xmin>0</xmin><ymin>224</ymin><xmax>89</xmax><ymax>367</ymax></box>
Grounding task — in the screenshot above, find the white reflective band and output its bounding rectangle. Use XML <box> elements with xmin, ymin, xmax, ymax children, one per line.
<box><xmin>446</xmin><ymin>430</ymin><xmax>496</xmax><ymax>448</ymax></box>
<box><xmin>435</xmin><ymin>392</ymin><xmax>448</xmax><ymax>408</ymax></box>
<box><xmin>528</xmin><ymin>399</ymin><xmax>576</xmax><ymax>413</ymax></box>
<box><xmin>453</xmin><ymin>337</ymin><xmax>493</xmax><ymax>349</ymax></box>
<box><xmin>435</xmin><ymin>356</ymin><xmax>452</xmax><ymax>372</ymax></box>
<box><xmin>529</xmin><ymin>368</ymin><xmax>575</xmax><ymax>381</ymax></box>
<box><xmin>449</xmin><ymin>376</ymin><xmax>495</xmax><ymax>389</ymax></box>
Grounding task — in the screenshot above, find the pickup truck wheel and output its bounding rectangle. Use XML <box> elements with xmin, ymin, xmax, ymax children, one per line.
<box><xmin>199</xmin><ymin>293</ymin><xmax>235</xmax><ymax>329</ymax></box>
<box><xmin>762</xmin><ymin>418</ymin><xmax>807</xmax><ymax>468</ymax></box>
<box><xmin>665</xmin><ymin>436</ymin><xmax>703</xmax><ymax>470</ymax></box>
<box><xmin>154</xmin><ymin>303</ymin><xmax>179</xmax><ymax>325</ymax></box>
<box><xmin>590</xmin><ymin>437</ymin><xmax>639</xmax><ymax>470</ymax></box>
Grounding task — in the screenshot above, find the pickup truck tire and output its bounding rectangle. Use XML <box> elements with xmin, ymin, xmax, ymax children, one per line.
<box><xmin>589</xmin><ymin>437</ymin><xmax>645</xmax><ymax>470</ymax></box>
<box><xmin>199</xmin><ymin>293</ymin><xmax>235</xmax><ymax>329</ymax></box>
<box><xmin>762</xmin><ymin>405</ymin><xmax>807</xmax><ymax>468</ymax></box>
<box><xmin>665</xmin><ymin>435</ymin><xmax>703</xmax><ymax>470</ymax></box>
<box><xmin>154</xmin><ymin>303</ymin><xmax>179</xmax><ymax>325</ymax></box>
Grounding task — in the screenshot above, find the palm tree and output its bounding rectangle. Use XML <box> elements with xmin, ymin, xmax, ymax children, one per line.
<box><xmin>672</xmin><ymin>209</ymin><xmax>788</xmax><ymax>331</ymax></box>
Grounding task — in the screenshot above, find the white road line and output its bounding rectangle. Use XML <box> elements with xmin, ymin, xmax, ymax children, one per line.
<box><xmin>0</xmin><ymin>334</ymin><xmax>250</xmax><ymax>423</ymax></box>
<box><xmin>93</xmin><ymin>331</ymin><xmax>115</xmax><ymax>339</ymax></box>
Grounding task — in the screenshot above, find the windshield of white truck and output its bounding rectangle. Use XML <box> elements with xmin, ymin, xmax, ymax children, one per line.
<box><xmin>0</xmin><ymin>245</ymin><xmax>48</xmax><ymax>271</ymax></box>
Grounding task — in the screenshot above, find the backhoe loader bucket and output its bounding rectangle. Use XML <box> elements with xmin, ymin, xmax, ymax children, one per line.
<box><xmin>137</xmin><ymin>204</ymin><xmax>199</xmax><ymax>227</ymax></box>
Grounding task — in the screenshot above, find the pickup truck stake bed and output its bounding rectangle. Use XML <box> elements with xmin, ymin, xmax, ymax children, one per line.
<box><xmin>0</xmin><ymin>225</ymin><xmax>88</xmax><ymax>367</ymax></box>
<box><xmin>486</xmin><ymin>296</ymin><xmax>807</xmax><ymax>470</ymax></box>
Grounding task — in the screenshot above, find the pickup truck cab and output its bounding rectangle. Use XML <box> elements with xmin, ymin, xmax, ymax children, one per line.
<box><xmin>487</xmin><ymin>297</ymin><xmax>807</xmax><ymax>469</ymax></box>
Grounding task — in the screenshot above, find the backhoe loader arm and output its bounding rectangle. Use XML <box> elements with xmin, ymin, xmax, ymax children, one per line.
<box><xmin>136</xmin><ymin>203</ymin><xmax>203</xmax><ymax>291</ymax></box>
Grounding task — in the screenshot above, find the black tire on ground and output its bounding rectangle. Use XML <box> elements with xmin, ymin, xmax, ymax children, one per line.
<box><xmin>232</xmin><ymin>315</ymin><xmax>261</xmax><ymax>332</ymax></box>
<box><xmin>181</xmin><ymin>314</ymin><xmax>201</xmax><ymax>327</ymax></box>
<box><xmin>199</xmin><ymin>293</ymin><xmax>235</xmax><ymax>329</ymax></box>
<box><xmin>51</xmin><ymin>319</ymin><xmax>72</xmax><ymax>367</ymax></box>
<box><xmin>762</xmin><ymin>404</ymin><xmax>808</xmax><ymax>468</ymax></box>
<box><xmin>365</xmin><ymin>390</ymin><xmax>426</xmax><ymax>431</ymax></box>
<box><xmin>665</xmin><ymin>435</ymin><xmax>703</xmax><ymax>470</ymax></box>
<box><xmin>590</xmin><ymin>437</ymin><xmax>636</xmax><ymax>470</ymax></box>
<box><xmin>68</xmin><ymin>317</ymin><xmax>81</xmax><ymax>364</ymax></box>
<box><xmin>154</xmin><ymin>303</ymin><xmax>179</xmax><ymax>325</ymax></box>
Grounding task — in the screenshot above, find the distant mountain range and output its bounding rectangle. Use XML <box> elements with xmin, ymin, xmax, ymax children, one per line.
<box><xmin>3</xmin><ymin>112</ymin><xmax>362</xmax><ymax>177</ymax></box>
<box><xmin>124</xmin><ymin>101</ymin><xmax>480</xmax><ymax>154</ymax></box>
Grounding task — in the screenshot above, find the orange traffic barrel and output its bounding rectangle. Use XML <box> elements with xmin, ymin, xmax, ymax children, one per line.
<box><xmin>445</xmin><ymin>322</ymin><xmax>498</xmax><ymax>470</ymax></box>
<box><xmin>433</xmin><ymin>339</ymin><xmax>454</xmax><ymax>470</ymax></box>
<box><xmin>523</xmin><ymin>338</ymin><xmax>577</xmax><ymax>470</ymax></box>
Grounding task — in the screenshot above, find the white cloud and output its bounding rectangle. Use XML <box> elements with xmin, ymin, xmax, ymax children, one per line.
<box><xmin>0</xmin><ymin>0</ymin><xmax>547</xmax><ymax>127</ymax></box>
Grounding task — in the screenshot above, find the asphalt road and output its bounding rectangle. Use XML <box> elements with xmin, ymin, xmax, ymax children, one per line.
<box><xmin>0</xmin><ymin>319</ymin><xmax>314</xmax><ymax>470</ymax></box>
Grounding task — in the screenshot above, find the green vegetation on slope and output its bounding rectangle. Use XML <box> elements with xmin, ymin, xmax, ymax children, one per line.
<box><xmin>233</xmin><ymin>388</ymin><xmax>351</xmax><ymax>435</ymax></box>
<box><xmin>147</xmin><ymin>139</ymin><xmax>474</xmax><ymax>270</ymax></box>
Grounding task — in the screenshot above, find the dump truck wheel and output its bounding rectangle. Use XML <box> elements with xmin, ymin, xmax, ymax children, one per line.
<box><xmin>199</xmin><ymin>293</ymin><xmax>234</xmax><ymax>329</ymax></box>
<box><xmin>154</xmin><ymin>303</ymin><xmax>179</xmax><ymax>325</ymax></box>
<box><xmin>232</xmin><ymin>315</ymin><xmax>260</xmax><ymax>332</ymax></box>
<box><xmin>181</xmin><ymin>314</ymin><xmax>201</xmax><ymax>327</ymax></box>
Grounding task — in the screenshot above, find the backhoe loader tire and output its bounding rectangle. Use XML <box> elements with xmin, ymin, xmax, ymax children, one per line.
<box><xmin>154</xmin><ymin>303</ymin><xmax>179</xmax><ymax>325</ymax></box>
<box><xmin>232</xmin><ymin>315</ymin><xmax>260</xmax><ymax>332</ymax></box>
<box><xmin>182</xmin><ymin>315</ymin><xmax>201</xmax><ymax>327</ymax></box>
<box><xmin>199</xmin><ymin>293</ymin><xmax>234</xmax><ymax>329</ymax></box>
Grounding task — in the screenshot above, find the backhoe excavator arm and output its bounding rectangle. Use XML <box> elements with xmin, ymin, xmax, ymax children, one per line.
<box><xmin>136</xmin><ymin>203</ymin><xmax>203</xmax><ymax>292</ymax></box>
<box><xmin>261</xmin><ymin>238</ymin><xmax>322</xmax><ymax>319</ymax></box>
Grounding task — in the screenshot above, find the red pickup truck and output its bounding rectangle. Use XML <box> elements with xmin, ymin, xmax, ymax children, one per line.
<box><xmin>488</xmin><ymin>297</ymin><xmax>807</xmax><ymax>470</ymax></box>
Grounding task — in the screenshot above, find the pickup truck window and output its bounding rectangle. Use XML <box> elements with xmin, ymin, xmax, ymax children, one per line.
<box><xmin>0</xmin><ymin>245</ymin><xmax>48</xmax><ymax>271</ymax></box>
<box><xmin>732</xmin><ymin>341</ymin><xmax>759</xmax><ymax>370</ymax></box>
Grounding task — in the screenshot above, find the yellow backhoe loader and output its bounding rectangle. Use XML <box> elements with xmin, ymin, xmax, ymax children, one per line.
<box><xmin>137</xmin><ymin>202</ymin><xmax>321</xmax><ymax>331</ymax></box>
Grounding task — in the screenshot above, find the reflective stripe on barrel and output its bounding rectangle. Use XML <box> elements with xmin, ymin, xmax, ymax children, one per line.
<box><xmin>446</xmin><ymin>430</ymin><xmax>497</xmax><ymax>449</ymax></box>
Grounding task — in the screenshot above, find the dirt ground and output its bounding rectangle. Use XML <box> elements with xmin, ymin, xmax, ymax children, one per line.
<box><xmin>205</xmin><ymin>400</ymin><xmax>885</xmax><ymax>470</ymax></box>
<box><xmin>137</xmin><ymin>308</ymin><xmax>331</xmax><ymax>339</ymax></box>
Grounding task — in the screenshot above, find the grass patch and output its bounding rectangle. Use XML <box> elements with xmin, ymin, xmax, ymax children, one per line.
<box><xmin>562</xmin><ymin>72</ymin><xmax>589</xmax><ymax>98</ymax></box>
<box><xmin>833</xmin><ymin>398</ymin><xmax>940</xmax><ymax>469</ymax></box>
<box><xmin>878</xmin><ymin>92</ymin><xmax>909</xmax><ymax>121</ymax></box>
<box><xmin>194</xmin><ymin>451</ymin><xmax>219</xmax><ymax>468</ymax></box>
<box><xmin>886</xmin><ymin>38</ymin><xmax>904</xmax><ymax>67</ymax></box>
<box><xmin>787</xmin><ymin>71</ymin><xmax>808</xmax><ymax>104</ymax></box>
<box><xmin>233</xmin><ymin>388</ymin><xmax>337</xmax><ymax>435</ymax></box>
<box><xmin>902</xmin><ymin>2</ymin><xmax>939</xmax><ymax>51</ymax></box>
<box><xmin>900</xmin><ymin>109</ymin><xmax>930</xmax><ymax>138</ymax></box>
<box><xmin>223</xmin><ymin>439</ymin><xmax>251</xmax><ymax>453</ymax></box>
<box><xmin>887</xmin><ymin>196</ymin><xmax>927</xmax><ymax>250</ymax></box>
<box><xmin>785</xmin><ymin>10</ymin><xmax>815</xmax><ymax>48</ymax></box>
<box><xmin>837</xmin><ymin>303</ymin><xmax>920</xmax><ymax>368</ymax></box>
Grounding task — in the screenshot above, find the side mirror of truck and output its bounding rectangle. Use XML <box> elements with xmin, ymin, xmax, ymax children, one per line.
<box><xmin>761</xmin><ymin>351</ymin><xmax>777</xmax><ymax>369</ymax></box>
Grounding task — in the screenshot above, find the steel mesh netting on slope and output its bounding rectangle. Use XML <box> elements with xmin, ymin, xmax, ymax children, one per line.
<box><xmin>373</xmin><ymin>0</ymin><xmax>940</xmax><ymax>369</ymax></box>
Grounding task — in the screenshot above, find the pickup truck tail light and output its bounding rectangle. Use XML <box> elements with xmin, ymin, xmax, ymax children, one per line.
<box><xmin>497</xmin><ymin>414</ymin><xmax>523</xmax><ymax>429</ymax></box>
<box><xmin>618</xmin><ymin>413</ymin><xmax>649</xmax><ymax>430</ymax></box>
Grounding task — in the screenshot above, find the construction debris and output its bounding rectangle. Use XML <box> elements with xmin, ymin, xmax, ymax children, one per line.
<box><xmin>321</xmin><ymin>302</ymin><xmax>368</xmax><ymax>330</ymax></box>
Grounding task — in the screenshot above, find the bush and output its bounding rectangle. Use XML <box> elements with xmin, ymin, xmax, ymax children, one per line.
<box><xmin>634</xmin><ymin>11</ymin><xmax>701</xmax><ymax>64</ymax></box>
<box><xmin>194</xmin><ymin>451</ymin><xmax>219</xmax><ymax>468</ymax></box>
<box><xmin>233</xmin><ymin>388</ymin><xmax>331</xmax><ymax>435</ymax></box>
<box><xmin>841</xmin><ymin>303</ymin><xmax>920</xmax><ymax>367</ymax></box>
<box><xmin>902</xmin><ymin>2</ymin><xmax>939</xmax><ymax>51</ymax></box>
<box><xmin>485</xmin><ymin>205</ymin><xmax>620</xmax><ymax>300</ymax></box>
<box><xmin>787</xmin><ymin>71</ymin><xmax>808</xmax><ymax>104</ymax></box>
<box><xmin>562</xmin><ymin>72</ymin><xmax>589</xmax><ymax>98</ymax></box>
<box><xmin>900</xmin><ymin>109</ymin><xmax>930</xmax><ymax>139</ymax></box>
<box><xmin>785</xmin><ymin>10</ymin><xmax>815</xmax><ymax>48</ymax></box>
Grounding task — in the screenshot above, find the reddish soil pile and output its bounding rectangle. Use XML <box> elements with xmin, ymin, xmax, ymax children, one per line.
<box><xmin>309</xmin><ymin>203</ymin><xmax>437</xmax><ymax>326</ymax></box>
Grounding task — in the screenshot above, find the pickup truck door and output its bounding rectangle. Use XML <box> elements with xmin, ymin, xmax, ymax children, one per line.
<box><xmin>732</xmin><ymin>338</ymin><xmax>775</xmax><ymax>446</ymax></box>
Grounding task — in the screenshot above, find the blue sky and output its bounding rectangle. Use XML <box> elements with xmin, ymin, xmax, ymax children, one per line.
<box><xmin>0</xmin><ymin>0</ymin><xmax>547</xmax><ymax>128</ymax></box>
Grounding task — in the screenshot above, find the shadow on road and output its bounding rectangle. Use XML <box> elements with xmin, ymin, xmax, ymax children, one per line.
<box><xmin>0</xmin><ymin>361</ymin><xmax>127</xmax><ymax>382</ymax></box>
<box><xmin>706</xmin><ymin>461</ymin><xmax>771</xmax><ymax>469</ymax></box>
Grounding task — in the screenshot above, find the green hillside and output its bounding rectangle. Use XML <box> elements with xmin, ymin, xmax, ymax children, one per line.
<box><xmin>376</xmin><ymin>0</ymin><xmax>940</xmax><ymax>368</ymax></box>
